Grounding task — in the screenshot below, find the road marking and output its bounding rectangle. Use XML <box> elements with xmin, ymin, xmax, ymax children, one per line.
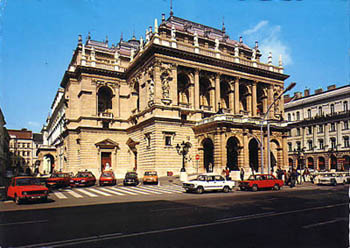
<box><xmin>75</xmin><ymin>188</ymin><xmax>98</xmax><ymax>197</ymax></box>
<box><xmin>302</xmin><ymin>218</ymin><xmax>347</xmax><ymax>229</ymax></box>
<box><xmin>99</xmin><ymin>187</ymin><xmax>125</xmax><ymax>196</ymax></box>
<box><xmin>65</xmin><ymin>190</ymin><xmax>83</xmax><ymax>198</ymax></box>
<box><xmin>15</xmin><ymin>232</ymin><xmax>123</xmax><ymax>248</ymax></box>
<box><xmin>87</xmin><ymin>188</ymin><xmax>112</xmax><ymax>196</ymax></box>
<box><xmin>14</xmin><ymin>202</ymin><xmax>348</xmax><ymax>248</ymax></box>
<box><xmin>120</xmin><ymin>187</ymin><xmax>150</xmax><ymax>195</ymax></box>
<box><xmin>53</xmin><ymin>192</ymin><xmax>68</xmax><ymax>199</ymax></box>
<box><xmin>135</xmin><ymin>187</ymin><xmax>163</xmax><ymax>194</ymax></box>
<box><xmin>0</xmin><ymin>220</ymin><xmax>48</xmax><ymax>226</ymax></box>
<box><xmin>110</xmin><ymin>187</ymin><xmax>138</xmax><ymax>195</ymax></box>
<box><xmin>144</xmin><ymin>186</ymin><xmax>183</xmax><ymax>193</ymax></box>
<box><xmin>139</xmin><ymin>186</ymin><xmax>174</xmax><ymax>194</ymax></box>
<box><xmin>4</xmin><ymin>200</ymin><xmax>13</xmax><ymax>203</ymax></box>
<box><xmin>216</xmin><ymin>212</ymin><xmax>276</xmax><ymax>222</ymax></box>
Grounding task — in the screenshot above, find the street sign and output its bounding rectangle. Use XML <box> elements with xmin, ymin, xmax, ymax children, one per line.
<box><xmin>195</xmin><ymin>154</ymin><xmax>200</xmax><ymax>160</ymax></box>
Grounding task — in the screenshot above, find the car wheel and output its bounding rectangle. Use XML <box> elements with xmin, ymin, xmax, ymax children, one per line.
<box><xmin>273</xmin><ymin>184</ymin><xmax>280</xmax><ymax>191</ymax></box>
<box><xmin>332</xmin><ymin>180</ymin><xmax>337</xmax><ymax>186</ymax></box>
<box><xmin>252</xmin><ymin>185</ymin><xmax>258</xmax><ymax>192</ymax></box>
<box><xmin>223</xmin><ymin>186</ymin><xmax>230</xmax><ymax>193</ymax></box>
<box><xmin>239</xmin><ymin>186</ymin><xmax>244</xmax><ymax>191</ymax></box>
<box><xmin>15</xmin><ymin>195</ymin><xmax>21</xmax><ymax>205</ymax></box>
<box><xmin>196</xmin><ymin>186</ymin><xmax>204</xmax><ymax>194</ymax></box>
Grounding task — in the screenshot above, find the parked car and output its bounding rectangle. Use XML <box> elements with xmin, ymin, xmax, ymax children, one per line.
<box><xmin>7</xmin><ymin>177</ymin><xmax>49</xmax><ymax>204</ymax></box>
<box><xmin>46</xmin><ymin>172</ymin><xmax>71</xmax><ymax>188</ymax></box>
<box><xmin>313</xmin><ymin>172</ymin><xmax>345</xmax><ymax>186</ymax></box>
<box><xmin>99</xmin><ymin>171</ymin><xmax>116</xmax><ymax>186</ymax></box>
<box><xmin>183</xmin><ymin>173</ymin><xmax>235</xmax><ymax>194</ymax></box>
<box><xmin>143</xmin><ymin>171</ymin><xmax>158</xmax><ymax>185</ymax></box>
<box><xmin>239</xmin><ymin>174</ymin><xmax>283</xmax><ymax>191</ymax></box>
<box><xmin>70</xmin><ymin>171</ymin><xmax>96</xmax><ymax>187</ymax></box>
<box><xmin>123</xmin><ymin>172</ymin><xmax>139</xmax><ymax>186</ymax></box>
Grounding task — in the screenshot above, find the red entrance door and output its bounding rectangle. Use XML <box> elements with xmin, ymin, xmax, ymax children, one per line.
<box><xmin>101</xmin><ymin>152</ymin><xmax>111</xmax><ymax>171</ymax></box>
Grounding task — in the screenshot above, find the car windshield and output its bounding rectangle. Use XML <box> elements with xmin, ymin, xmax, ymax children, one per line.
<box><xmin>126</xmin><ymin>172</ymin><xmax>137</xmax><ymax>178</ymax></box>
<box><xmin>145</xmin><ymin>171</ymin><xmax>157</xmax><ymax>176</ymax></box>
<box><xmin>75</xmin><ymin>172</ymin><xmax>91</xmax><ymax>178</ymax></box>
<box><xmin>196</xmin><ymin>175</ymin><xmax>206</xmax><ymax>181</ymax></box>
<box><xmin>16</xmin><ymin>178</ymin><xmax>41</xmax><ymax>186</ymax></box>
<box><xmin>51</xmin><ymin>173</ymin><xmax>66</xmax><ymax>178</ymax></box>
<box><xmin>248</xmin><ymin>175</ymin><xmax>256</xmax><ymax>180</ymax></box>
<box><xmin>102</xmin><ymin>172</ymin><xmax>114</xmax><ymax>177</ymax></box>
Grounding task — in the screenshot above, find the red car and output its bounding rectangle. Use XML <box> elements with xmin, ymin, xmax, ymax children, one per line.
<box><xmin>239</xmin><ymin>174</ymin><xmax>284</xmax><ymax>191</ymax></box>
<box><xmin>7</xmin><ymin>177</ymin><xmax>49</xmax><ymax>204</ymax></box>
<box><xmin>99</xmin><ymin>171</ymin><xmax>116</xmax><ymax>186</ymax></box>
<box><xmin>70</xmin><ymin>171</ymin><xmax>96</xmax><ymax>187</ymax></box>
<box><xmin>46</xmin><ymin>172</ymin><xmax>71</xmax><ymax>188</ymax></box>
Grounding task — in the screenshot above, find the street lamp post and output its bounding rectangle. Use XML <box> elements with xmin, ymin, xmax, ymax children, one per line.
<box><xmin>260</xmin><ymin>82</ymin><xmax>296</xmax><ymax>174</ymax></box>
<box><xmin>294</xmin><ymin>147</ymin><xmax>305</xmax><ymax>184</ymax></box>
<box><xmin>176</xmin><ymin>141</ymin><xmax>191</xmax><ymax>181</ymax></box>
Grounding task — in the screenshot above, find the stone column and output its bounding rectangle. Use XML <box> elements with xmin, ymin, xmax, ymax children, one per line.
<box><xmin>247</xmin><ymin>91</ymin><xmax>252</xmax><ymax>116</ymax></box>
<box><xmin>194</xmin><ymin>69</ymin><xmax>200</xmax><ymax>110</ymax></box>
<box><xmin>234</xmin><ymin>77</ymin><xmax>240</xmax><ymax>114</ymax></box>
<box><xmin>154</xmin><ymin>64</ymin><xmax>162</xmax><ymax>104</ymax></box>
<box><xmin>268</xmin><ymin>85</ymin><xmax>274</xmax><ymax>118</ymax></box>
<box><xmin>116</xmin><ymin>85</ymin><xmax>120</xmax><ymax>118</ymax></box>
<box><xmin>243</xmin><ymin>130</ymin><xmax>249</xmax><ymax>168</ymax></box>
<box><xmin>252</xmin><ymin>81</ymin><xmax>257</xmax><ymax>117</ymax></box>
<box><xmin>229</xmin><ymin>82</ymin><xmax>234</xmax><ymax>113</ymax></box>
<box><xmin>282</xmin><ymin>135</ymin><xmax>288</xmax><ymax>170</ymax></box>
<box><xmin>171</xmin><ymin>64</ymin><xmax>178</xmax><ymax>106</ymax></box>
<box><xmin>215</xmin><ymin>73</ymin><xmax>221</xmax><ymax>112</ymax></box>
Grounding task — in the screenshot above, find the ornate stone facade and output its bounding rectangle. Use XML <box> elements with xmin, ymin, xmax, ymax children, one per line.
<box><xmin>44</xmin><ymin>14</ymin><xmax>290</xmax><ymax>179</ymax></box>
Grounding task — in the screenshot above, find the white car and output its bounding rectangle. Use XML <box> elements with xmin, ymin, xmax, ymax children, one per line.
<box><xmin>313</xmin><ymin>172</ymin><xmax>345</xmax><ymax>186</ymax></box>
<box><xmin>183</xmin><ymin>173</ymin><xmax>235</xmax><ymax>194</ymax></box>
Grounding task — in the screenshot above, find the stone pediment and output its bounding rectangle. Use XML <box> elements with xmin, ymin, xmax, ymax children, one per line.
<box><xmin>95</xmin><ymin>139</ymin><xmax>119</xmax><ymax>149</ymax></box>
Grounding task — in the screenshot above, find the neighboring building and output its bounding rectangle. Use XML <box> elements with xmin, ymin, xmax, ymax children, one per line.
<box><xmin>37</xmin><ymin>88</ymin><xmax>65</xmax><ymax>174</ymax></box>
<box><xmin>284</xmin><ymin>84</ymin><xmax>350</xmax><ymax>171</ymax></box>
<box><xmin>8</xmin><ymin>129</ymin><xmax>43</xmax><ymax>174</ymax></box>
<box><xmin>43</xmin><ymin>13</ymin><xmax>290</xmax><ymax>179</ymax></box>
<box><xmin>0</xmin><ymin>108</ymin><xmax>10</xmax><ymax>185</ymax></box>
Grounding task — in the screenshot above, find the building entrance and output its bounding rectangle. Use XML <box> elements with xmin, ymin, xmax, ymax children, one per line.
<box><xmin>226</xmin><ymin>137</ymin><xmax>239</xmax><ymax>171</ymax></box>
<box><xmin>101</xmin><ymin>152</ymin><xmax>111</xmax><ymax>171</ymax></box>
<box><xmin>203</xmin><ymin>138</ymin><xmax>214</xmax><ymax>172</ymax></box>
<box><xmin>249</xmin><ymin>139</ymin><xmax>259</xmax><ymax>172</ymax></box>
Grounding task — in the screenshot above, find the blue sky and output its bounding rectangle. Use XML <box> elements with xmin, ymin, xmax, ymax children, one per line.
<box><xmin>0</xmin><ymin>0</ymin><xmax>349</xmax><ymax>132</ymax></box>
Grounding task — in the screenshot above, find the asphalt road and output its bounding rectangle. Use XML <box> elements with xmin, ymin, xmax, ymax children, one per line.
<box><xmin>0</xmin><ymin>184</ymin><xmax>348</xmax><ymax>248</ymax></box>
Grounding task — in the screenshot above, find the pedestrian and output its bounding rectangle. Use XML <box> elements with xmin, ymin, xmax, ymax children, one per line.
<box><xmin>208</xmin><ymin>162</ymin><xmax>213</xmax><ymax>173</ymax></box>
<box><xmin>240</xmin><ymin>167</ymin><xmax>245</xmax><ymax>181</ymax></box>
<box><xmin>302</xmin><ymin>167</ymin><xmax>310</xmax><ymax>182</ymax></box>
<box><xmin>225</xmin><ymin>167</ymin><xmax>230</xmax><ymax>180</ymax></box>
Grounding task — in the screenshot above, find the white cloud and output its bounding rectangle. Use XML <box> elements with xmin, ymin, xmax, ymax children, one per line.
<box><xmin>28</xmin><ymin>121</ymin><xmax>40</xmax><ymax>128</ymax></box>
<box><xmin>243</xmin><ymin>21</ymin><xmax>269</xmax><ymax>36</ymax></box>
<box><xmin>242</xmin><ymin>21</ymin><xmax>292</xmax><ymax>66</ymax></box>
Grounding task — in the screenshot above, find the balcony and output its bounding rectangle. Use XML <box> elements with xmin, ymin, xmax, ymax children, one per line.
<box><xmin>200</xmin><ymin>105</ymin><xmax>212</xmax><ymax>111</ymax></box>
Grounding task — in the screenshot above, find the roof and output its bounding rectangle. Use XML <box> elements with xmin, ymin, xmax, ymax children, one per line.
<box><xmin>8</xmin><ymin>129</ymin><xmax>32</xmax><ymax>140</ymax></box>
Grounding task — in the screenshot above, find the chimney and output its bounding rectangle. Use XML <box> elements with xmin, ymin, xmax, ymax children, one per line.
<box><xmin>315</xmin><ymin>88</ymin><xmax>323</xmax><ymax>94</ymax></box>
<box><xmin>304</xmin><ymin>88</ymin><xmax>310</xmax><ymax>97</ymax></box>
<box><xmin>294</xmin><ymin>92</ymin><xmax>302</xmax><ymax>99</ymax></box>
<box><xmin>284</xmin><ymin>94</ymin><xmax>291</xmax><ymax>102</ymax></box>
<box><xmin>327</xmin><ymin>84</ymin><xmax>336</xmax><ymax>91</ymax></box>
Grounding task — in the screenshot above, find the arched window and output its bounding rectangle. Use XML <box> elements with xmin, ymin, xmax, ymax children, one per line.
<box><xmin>307</xmin><ymin>109</ymin><xmax>311</xmax><ymax>119</ymax></box>
<box><xmin>287</xmin><ymin>113</ymin><xmax>291</xmax><ymax>122</ymax></box>
<box><xmin>220</xmin><ymin>81</ymin><xmax>230</xmax><ymax>110</ymax></box>
<box><xmin>199</xmin><ymin>77</ymin><xmax>211</xmax><ymax>108</ymax></box>
<box><xmin>177</xmin><ymin>73</ymin><xmax>190</xmax><ymax>106</ymax></box>
<box><xmin>98</xmin><ymin>86</ymin><xmax>113</xmax><ymax>113</ymax></box>
<box><xmin>318</xmin><ymin>106</ymin><xmax>322</xmax><ymax>116</ymax></box>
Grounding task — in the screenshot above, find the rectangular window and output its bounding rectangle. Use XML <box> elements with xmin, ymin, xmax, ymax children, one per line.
<box><xmin>319</xmin><ymin>139</ymin><xmax>324</xmax><ymax>149</ymax></box>
<box><xmin>344</xmin><ymin>121</ymin><xmax>349</xmax><ymax>130</ymax></box>
<box><xmin>308</xmin><ymin>140</ymin><xmax>313</xmax><ymax>150</ymax></box>
<box><xmin>296</xmin><ymin>111</ymin><xmax>300</xmax><ymax>121</ymax></box>
<box><xmin>344</xmin><ymin>136</ymin><xmax>350</xmax><ymax>148</ymax></box>
<box><xmin>318</xmin><ymin>125</ymin><xmax>323</xmax><ymax>133</ymax></box>
<box><xmin>296</xmin><ymin>141</ymin><xmax>301</xmax><ymax>151</ymax></box>
<box><xmin>308</xmin><ymin>127</ymin><xmax>312</xmax><ymax>135</ymax></box>
<box><xmin>288</xmin><ymin>142</ymin><xmax>292</xmax><ymax>152</ymax></box>
<box><xmin>296</xmin><ymin>128</ymin><xmax>301</xmax><ymax>136</ymax></box>
<box><xmin>307</xmin><ymin>109</ymin><xmax>311</xmax><ymax>119</ymax></box>
<box><xmin>330</xmin><ymin>138</ymin><xmax>336</xmax><ymax>149</ymax></box>
<box><xmin>165</xmin><ymin>136</ymin><xmax>172</xmax><ymax>146</ymax></box>
<box><xmin>330</xmin><ymin>123</ymin><xmax>336</xmax><ymax>132</ymax></box>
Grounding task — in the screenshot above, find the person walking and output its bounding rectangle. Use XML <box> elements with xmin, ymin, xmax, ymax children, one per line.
<box><xmin>240</xmin><ymin>167</ymin><xmax>245</xmax><ymax>181</ymax></box>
